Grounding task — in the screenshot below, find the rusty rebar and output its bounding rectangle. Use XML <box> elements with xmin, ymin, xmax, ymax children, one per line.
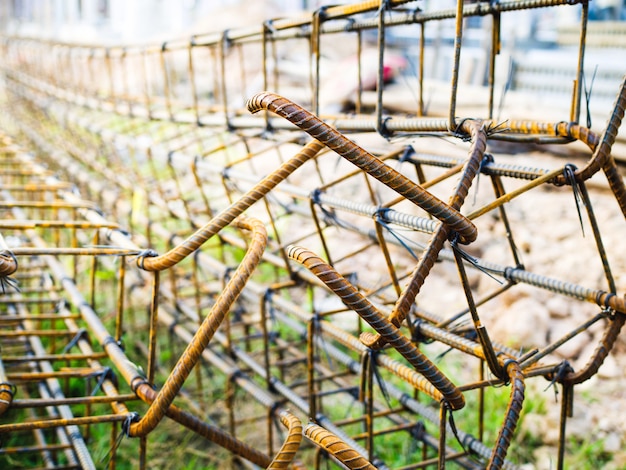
<box><xmin>267</xmin><ymin>410</ymin><xmax>304</xmax><ymax>469</ymax></box>
<box><xmin>363</xmin><ymin>119</ymin><xmax>486</xmax><ymax>350</ymax></box>
<box><xmin>305</xmin><ymin>423</ymin><xmax>377</xmax><ymax>470</ymax></box>
<box><xmin>128</xmin><ymin>216</ymin><xmax>267</xmax><ymax>436</ymax></box>
<box><xmin>246</xmin><ymin>92</ymin><xmax>478</xmax><ymax>244</ymax></box>
<box><xmin>287</xmin><ymin>244</ymin><xmax>465</xmax><ymax>410</ymax></box>
<box><xmin>1</xmin><ymin>1</ymin><xmax>625</xmax><ymax>468</ymax></box>
<box><xmin>0</xmin><ymin>358</ymin><xmax>14</xmax><ymax>417</ymax></box>
<box><xmin>137</xmin><ymin>139</ymin><xmax>324</xmax><ymax>272</ymax></box>
<box><xmin>487</xmin><ymin>361</ymin><xmax>525</xmax><ymax>470</ymax></box>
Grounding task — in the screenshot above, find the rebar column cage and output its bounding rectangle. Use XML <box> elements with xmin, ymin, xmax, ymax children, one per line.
<box><xmin>0</xmin><ymin>0</ymin><xmax>625</xmax><ymax>469</ymax></box>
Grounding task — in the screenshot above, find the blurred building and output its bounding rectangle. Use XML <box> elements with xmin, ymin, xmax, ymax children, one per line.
<box><xmin>2</xmin><ymin>0</ymin><xmax>624</xmax><ymax>46</ymax></box>
<box><xmin>0</xmin><ymin>0</ymin><xmax>315</xmax><ymax>44</ymax></box>
<box><xmin>0</xmin><ymin>0</ymin><xmax>622</xmax><ymax>119</ymax></box>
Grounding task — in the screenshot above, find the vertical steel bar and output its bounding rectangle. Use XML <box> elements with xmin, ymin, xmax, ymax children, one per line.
<box><xmin>488</xmin><ymin>9</ymin><xmax>501</xmax><ymax>119</ymax></box>
<box><xmin>572</xmin><ymin>0</ymin><xmax>588</xmax><ymax>123</ymax></box>
<box><xmin>449</xmin><ymin>0</ymin><xmax>465</xmax><ymax>130</ymax></box>
<box><xmin>146</xmin><ymin>271</ymin><xmax>159</xmax><ymax>384</ymax></box>
<box><xmin>376</xmin><ymin>0</ymin><xmax>388</xmax><ymax>136</ymax></box>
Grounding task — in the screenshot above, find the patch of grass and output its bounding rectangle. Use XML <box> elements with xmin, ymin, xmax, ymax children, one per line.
<box><xmin>564</xmin><ymin>436</ymin><xmax>613</xmax><ymax>469</ymax></box>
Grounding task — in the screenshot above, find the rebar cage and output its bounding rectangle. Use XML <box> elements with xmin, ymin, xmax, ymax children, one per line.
<box><xmin>0</xmin><ymin>0</ymin><xmax>625</xmax><ymax>469</ymax></box>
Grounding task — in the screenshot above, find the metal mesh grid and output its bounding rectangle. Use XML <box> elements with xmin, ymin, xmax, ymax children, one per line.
<box><xmin>0</xmin><ymin>1</ymin><xmax>624</xmax><ymax>468</ymax></box>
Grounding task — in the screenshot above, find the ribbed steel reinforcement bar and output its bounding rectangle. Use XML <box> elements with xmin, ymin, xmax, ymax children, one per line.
<box><xmin>287</xmin><ymin>244</ymin><xmax>464</xmax><ymax>410</ymax></box>
<box><xmin>246</xmin><ymin>91</ymin><xmax>478</xmax><ymax>244</ymax></box>
<box><xmin>1</xmin><ymin>1</ymin><xmax>626</xmax><ymax>469</ymax></box>
<box><xmin>362</xmin><ymin>118</ymin><xmax>486</xmax><ymax>351</ymax></box>
<box><xmin>0</xmin><ymin>141</ymin><xmax>285</xmax><ymax>468</ymax></box>
<box><xmin>4</xmin><ymin>90</ymin><xmax>625</xmax><ymax>467</ymax></box>
<box><xmin>136</xmin><ymin>140</ymin><xmax>324</xmax><ymax>272</ymax></box>
<box><xmin>127</xmin><ymin>217</ymin><xmax>268</xmax><ymax>437</ymax></box>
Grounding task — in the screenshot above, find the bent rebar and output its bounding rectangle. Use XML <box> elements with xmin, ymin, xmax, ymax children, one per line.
<box><xmin>363</xmin><ymin>119</ymin><xmax>486</xmax><ymax>349</ymax></box>
<box><xmin>133</xmin><ymin>384</ymin><xmax>273</xmax><ymax>467</ymax></box>
<box><xmin>128</xmin><ymin>216</ymin><xmax>267</xmax><ymax>437</ymax></box>
<box><xmin>267</xmin><ymin>410</ymin><xmax>304</xmax><ymax>470</ymax></box>
<box><xmin>287</xmin><ymin>245</ymin><xmax>465</xmax><ymax>410</ymax></box>
<box><xmin>304</xmin><ymin>423</ymin><xmax>377</xmax><ymax>470</ymax></box>
<box><xmin>246</xmin><ymin>91</ymin><xmax>478</xmax><ymax>244</ymax></box>
<box><xmin>487</xmin><ymin>360</ymin><xmax>525</xmax><ymax>470</ymax></box>
<box><xmin>138</xmin><ymin>139</ymin><xmax>324</xmax><ymax>272</ymax></box>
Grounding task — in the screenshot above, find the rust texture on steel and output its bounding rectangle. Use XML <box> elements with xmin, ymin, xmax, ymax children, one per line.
<box><xmin>0</xmin><ymin>0</ymin><xmax>624</xmax><ymax>469</ymax></box>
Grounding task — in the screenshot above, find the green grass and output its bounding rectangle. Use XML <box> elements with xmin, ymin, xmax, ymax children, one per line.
<box><xmin>564</xmin><ymin>437</ymin><xmax>613</xmax><ymax>469</ymax></box>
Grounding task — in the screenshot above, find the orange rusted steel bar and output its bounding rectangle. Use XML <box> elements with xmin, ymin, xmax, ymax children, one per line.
<box><xmin>2</xmin><ymin>1</ymin><xmax>625</xmax><ymax>467</ymax></box>
<box><xmin>304</xmin><ymin>423</ymin><xmax>377</xmax><ymax>470</ymax></box>
<box><xmin>267</xmin><ymin>410</ymin><xmax>303</xmax><ymax>469</ymax></box>
<box><xmin>128</xmin><ymin>217</ymin><xmax>267</xmax><ymax>437</ymax></box>
<box><xmin>287</xmin><ymin>245</ymin><xmax>465</xmax><ymax>411</ymax></box>
<box><xmin>10</xmin><ymin>394</ymin><xmax>138</xmax><ymax>408</ymax></box>
<box><xmin>563</xmin><ymin>313</ymin><xmax>625</xmax><ymax>386</ymax></box>
<box><xmin>138</xmin><ymin>139</ymin><xmax>324</xmax><ymax>272</ymax></box>
<box><xmin>487</xmin><ymin>361</ymin><xmax>525</xmax><ymax>470</ymax></box>
<box><xmin>363</xmin><ymin>119</ymin><xmax>486</xmax><ymax>350</ymax></box>
<box><xmin>0</xmin><ymin>413</ymin><xmax>131</xmax><ymax>433</ymax></box>
<box><xmin>246</xmin><ymin>92</ymin><xmax>478</xmax><ymax>244</ymax></box>
<box><xmin>132</xmin><ymin>385</ymin><xmax>273</xmax><ymax>467</ymax></box>
<box><xmin>0</xmin><ymin>357</ymin><xmax>14</xmax><ymax>417</ymax></box>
